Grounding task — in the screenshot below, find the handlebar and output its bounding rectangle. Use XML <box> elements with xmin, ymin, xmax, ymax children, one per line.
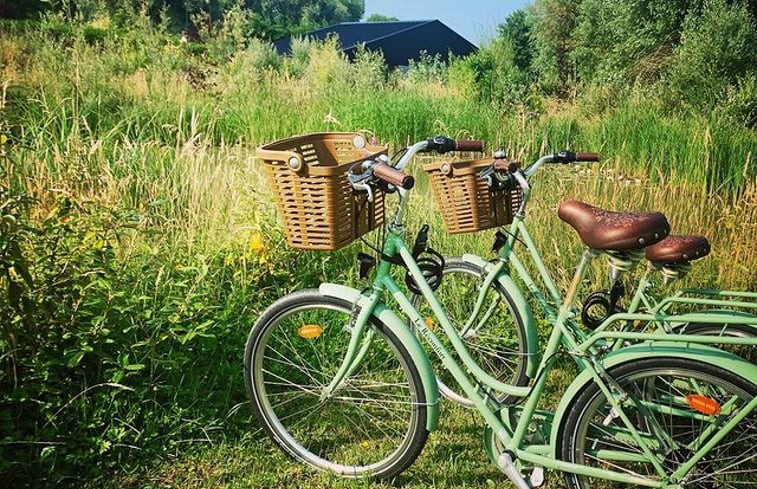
<box><xmin>523</xmin><ymin>150</ymin><xmax>601</xmax><ymax>177</ymax></box>
<box><xmin>576</xmin><ymin>152</ymin><xmax>600</xmax><ymax>162</ymax></box>
<box><xmin>373</xmin><ymin>162</ymin><xmax>415</xmax><ymax>190</ymax></box>
<box><xmin>480</xmin><ymin>149</ymin><xmax>601</xmax><ymax>218</ymax></box>
<box><xmin>453</xmin><ymin>139</ymin><xmax>486</xmax><ymax>152</ymax></box>
<box><xmin>550</xmin><ymin>150</ymin><xmax>601</xmax><ymax>164</ymax></box>
<box><xmin>421</xmin><ymin>136</ymin><xmax>485</xmax><ymax>155</ymax></box>
<box><xmin>349</xmin><ymin>135</ymin><xmax>484</xmax><ymax>227</ymax></box>
<box><xmin>348</xmin><ymin>136</ymin><xmax>600</xmax><ymax>228</ymax></box>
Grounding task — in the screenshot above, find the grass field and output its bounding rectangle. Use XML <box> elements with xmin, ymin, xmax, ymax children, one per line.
<box><xmin>1</xmin><ymin>17</ymin><xmax>756</xmax><ymax>488</ymax></box>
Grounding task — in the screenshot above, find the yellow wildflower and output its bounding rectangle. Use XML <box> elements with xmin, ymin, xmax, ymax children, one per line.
<box><xmin>249</xmin><ymin>231</ymin><xmax>265</xmax><ymax>254</ymax></box>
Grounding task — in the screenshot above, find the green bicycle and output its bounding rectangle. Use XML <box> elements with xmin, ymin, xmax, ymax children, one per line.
<box><xmin>245</xmin><ymin>136</ymin><xmax>756</xmax><ymax>487</ymax></box>
<box><xmin>422</xmin><ymin>153</ymin><xmax>756</xmax><ymax>406</ymax></box>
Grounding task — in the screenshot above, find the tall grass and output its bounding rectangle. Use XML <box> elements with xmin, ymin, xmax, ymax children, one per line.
<box><xmin>0</xmin><ymin>16</ymin><xmax>755</xmax><ymax>487</ymax></box>
<box><xmin>3</xmin><ymin>22</ymin><xmax>754</xmax><ymax>191</ymax></box>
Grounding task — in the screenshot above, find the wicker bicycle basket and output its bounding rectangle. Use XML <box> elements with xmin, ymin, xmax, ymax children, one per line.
<box><xmin>256</xmin><ymin>132</ymin><xmax>387</xmax><ymax>251</ymax></box>
<box><xmin>423</xmin><ymin>158</ymin><xmax>522</xmax><ymax>234</ymax></box>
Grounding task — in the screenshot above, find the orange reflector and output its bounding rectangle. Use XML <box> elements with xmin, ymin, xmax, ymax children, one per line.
<box><xmin>425</xmin><ymin>316</ymin><xmax>434</xmax><ymax>330</ymax></box>
<box><xmin>298</xmin><ymin>324</ymin><xmax>323</xmax><ymax>339</ymax></box>
<box><xmin>686</xmin><ymin>394</ymin><xmax>721</xmax><ymax>416</ymax></box>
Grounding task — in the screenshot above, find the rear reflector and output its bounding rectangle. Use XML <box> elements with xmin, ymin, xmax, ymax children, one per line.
<box><xmin>686</xmin><ymin>394</ymin><xmax>721</xmax><ymax>416</ymax></box>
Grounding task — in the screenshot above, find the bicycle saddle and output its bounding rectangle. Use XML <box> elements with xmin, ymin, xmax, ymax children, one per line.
<box><xmin>645</xmin><ymin>234</ymin><xmax>711</xmax><ymax>263</ymax></box>
<box><xmin>557</xmin><ymin>200</ymin><xmax>670</xmax><ymax>251</ymax></box>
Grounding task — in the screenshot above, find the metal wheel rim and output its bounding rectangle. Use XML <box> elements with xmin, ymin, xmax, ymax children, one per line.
<box><xmin>251</xmin><ymin>302</ymin><xmax>421</xmax><ymax>476</ymax></box>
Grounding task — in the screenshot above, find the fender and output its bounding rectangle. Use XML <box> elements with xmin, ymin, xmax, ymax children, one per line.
<box><xmin>662</xmin><ymin>308</ymin><xmax>757</xmax><ymax>329</ymax></box>
<box><xmin>319</xmin><ymin>283</ymin><xmax>440</xmax><ymax>431</ymax></box>
<box><xmin>549</xmin><ymin>342</ymin><xmax>757</xmax><ymax>455</ymax></box>
<box><xmin>462</xmin><ymin>254</ymin><xmax>540</xmax><ymax>378</ymax></box>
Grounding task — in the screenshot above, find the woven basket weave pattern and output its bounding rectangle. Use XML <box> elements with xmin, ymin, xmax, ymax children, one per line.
<box><xmin>424</xmin><ymin>159</ymin><xmax>522</xmax><ymax>234</ymax></box>
<box><xmin>257</xmin><ymin>133</ymin><xmax>386</xmax><ymax>250</ymax></box>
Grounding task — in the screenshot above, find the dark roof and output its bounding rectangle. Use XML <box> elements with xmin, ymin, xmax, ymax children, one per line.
<box><xmin>273</xmin><ymin>20</ymin><xmax>477</xmax><ymax>67</ymax></box>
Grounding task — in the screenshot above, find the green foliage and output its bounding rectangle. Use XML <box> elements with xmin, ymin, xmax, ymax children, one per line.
<box><xmin>365</xmin><ymin>13</ymin><xmax>399</xmax><ymax>22</ymax></box>
<box><xmin>8</xmin><ymin>0</ymin><xmax>365</xmax><ymax>39</ymax></box>
<box><xmin>571</xmin><ymin>0</ymin><xmax>696</xmax><ymax>84</ymax></box>
<box><xmin>667</xmin><ymin>0</ymin><xmax>757</xmax><ymax>114</ymax></box>
<box><xmin>456</xmin><ymin>37</ymin><xmax>534</xmax><ymax>110</ymax></box>
<box><xmin>0</xmin><ymin>185</ymin><xmax>285</xmax><ymax>484</ymax></box>
<box><xmin>270</xmin><ymin>0</ymin><xmax>364</xmax><ymax>35</ymax></box>
<box><xmin>718</xmin><ymin>74</ymin><xmax>757</xmax><ymax>128</ymax></box>
<box><xmin>498</xmin><ymin>0</ymin><xmax>757</xmax><ymax>126</ymax></box>
<box><xmin>498</xmin><ymin>9</ymin><xmax>533</xmax><ymax>73</ymax></box>
<box><xmin>0</xmin><ymin>0</ymin><xmax>49</xmax><ymax>20</ymax></box>
<box><xmin>530</xmin><ymin>0</ymin><xmax>581</xmax><ymax>94</ymax></box>
<box><xmin>406</xmin><ymin>51</ymin><xmax>448</xmax><ymax>85</ymax></box>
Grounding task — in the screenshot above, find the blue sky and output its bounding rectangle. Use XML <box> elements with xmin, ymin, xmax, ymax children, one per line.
<box><xmin>363</xmin><ymin>0</ymin><xmax>532</xmax><ymax>45</ymax></box>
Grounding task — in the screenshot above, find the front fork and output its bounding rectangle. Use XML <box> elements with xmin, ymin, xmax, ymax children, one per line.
<box><xmin>321</xmin><ymin>290</ymin><xmax>380</xmax><ymax>399</ymax></box>
<box><xmin>322</xmin><ymin>238</ymin><xmax>399</xmax><ymax>399</ymax></box>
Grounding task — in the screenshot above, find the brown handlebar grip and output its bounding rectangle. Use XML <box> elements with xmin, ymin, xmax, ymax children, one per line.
<box><xmin>576</xmin><ymin>152</ymin><xmax>600</xmax><ymax>162</ymax></box>
<box><xmin>454</xmin><ymin>139</ymin><xmax>485</xmax><ymax>152</ymax></box>
<box><xmin>373</xmin><ymin>162</ymin><xmax>415</xmax><ymax>190</ymax></box>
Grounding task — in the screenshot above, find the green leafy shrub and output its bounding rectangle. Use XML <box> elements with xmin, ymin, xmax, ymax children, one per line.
<box><xmin>719</xmin><ymin>74</ymin><xmax>757</xmax><ymax>128</ymax></box>
<box><xmin>667</xmin><ymin>0</ymin><xmax>757</xmax><ymax>112</ymax></box>
<box><xmin>571</xmin><ymin>0</ymin><xmax>696</xmax><ymax>85</ymax></box>
<box><xmin>459</xmin><ymin>38</ymin><xmax>534</xmax><ymax>110</ymax></box>
<box><xmin>0</xmin><ymin>184</ymin><xmax>277</xmax><ymax>485</ymax></box>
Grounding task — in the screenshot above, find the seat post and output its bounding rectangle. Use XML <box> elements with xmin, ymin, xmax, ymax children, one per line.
<box><xmin>563</xmin><ymin>248</ymin><xmax>599</xmax><ymax>311</ymax></box>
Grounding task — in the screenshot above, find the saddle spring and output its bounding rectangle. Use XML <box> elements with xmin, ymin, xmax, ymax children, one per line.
<box><xmin>581</xmin><ymin>250</ymin><xmax>644</xmax><ymax>330</ymax></box>
<box><xmin>659</xmin><ymin>262</ymin><xmax>692</xmax><ymax>283</ymax></box>
<box><xmin>606</xmin><ymin>250</ymin><xmax>645</xmax><ymax>280</ymax></box>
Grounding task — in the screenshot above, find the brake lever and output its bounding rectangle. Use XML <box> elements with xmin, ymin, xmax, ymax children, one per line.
<box><xmin>423</xmin><ymin>135</ymin><xmax>455</xmax><ymax>154</ymax></box>
<box><xmin>553</xmin><ymin>150</ymin><xmax>577</xmax><ymax>164</ymax></box>
<box><xmin>348</xmin><ymin>160</ymin><xmax>378</xmax><ymax>202</ymax></box>
<box><xmin>351</xmin><ymin>181</ymin><xmax>375</xmax><ymax>202</ymax></box>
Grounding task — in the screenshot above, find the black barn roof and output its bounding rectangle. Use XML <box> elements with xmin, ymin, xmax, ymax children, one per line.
<box><xmin>273</xmin><ymin>20</ymin><xmax>477</xmax><ymax>67</ymax></box>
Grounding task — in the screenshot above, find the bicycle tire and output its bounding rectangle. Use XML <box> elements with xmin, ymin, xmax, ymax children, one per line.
<box><xmin>244</xmin><ymin>289</ymin><xmax>429</xmax><ymax>480</ymax></box>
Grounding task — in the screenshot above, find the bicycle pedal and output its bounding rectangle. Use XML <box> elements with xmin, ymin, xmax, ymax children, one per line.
<box><xmin>530</xmin><ymin>467</ymin><xmax>545</xmax><ymax>487</ymax></box>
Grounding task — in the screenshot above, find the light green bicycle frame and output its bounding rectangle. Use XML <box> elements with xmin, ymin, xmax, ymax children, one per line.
<box><xmin>328</xmin><ymin>212</ymin><xmax>755</xmax><ymax>487</ymax></box>
<box><xmin>627</xmin><ymin>273</ymin><xmax>757</xmax><ymax>330</ymax></box>
<box><xmin>487</xmin><ymin>216</ymin><xmax>757</xmax><ymax>348</ymax></box>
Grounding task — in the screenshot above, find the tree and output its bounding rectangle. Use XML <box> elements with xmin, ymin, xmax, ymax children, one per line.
<box><xmin>571</xmin><ymin>0</ymin><xmax>698</xmax><ymax>85</ymax></box>
<box><xmin>0</xmin><ymin>0</ymin><xmax>48</xmax><ymax>19</ymax></box>
<box><xmin>244</xmin><ymin>0</ymin><xmax>364</xmax><ymax>37</ymax></box>
<box><xmin>530</xmin><ymin>0</ymin><xmax>581</xmax><ymax>95</ymax></box>
<box><xmin>498</xmin><ymin>9</ymin><xmax>533</xmax><ymax>72</ymax></box>
<box><xmin>668</xmin><ymin>0</ymin><xmax>757</xmax><ymax>110</ymax></box>
<box><xmin>365</xmin><ymin>13</ymin><xmax>399</xmax><ymax>22</ymax></box>
<box><xmin>3</xmin><ymin>0</ymin><xmax>365</xmax><ymax>39</ymax></box>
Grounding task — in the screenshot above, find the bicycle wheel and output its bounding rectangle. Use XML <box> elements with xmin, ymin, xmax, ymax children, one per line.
<box><xmin>411</xmin><ymin>258</ymin><xmax>529</xmax><ymax>406</ymax></box>
<box><xmin>244</xmin><ymin>289</ymin><xmax>429</xmax><ymax>480</ymax></box>
<box><xmin>561</xmin><ymin>357</ymin><xmax>757</xmax><ymax>488</ymax></box>
<box><xmin>676</xmin><ymin>322</ymin><xmax>756</xmax><ymax>363</ymax></box>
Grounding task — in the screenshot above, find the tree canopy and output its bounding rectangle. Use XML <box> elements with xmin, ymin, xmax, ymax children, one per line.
<box><xmin>477</xmin><ymin>0</ymin><xmax>757</xmax><ymax>125</ymax></box>
<box><xmin>1</xmin><ymin>0</ymin><xmax>365</xmax><ymax>39</ymax></box>
<box><xmin>366</xmin><ymin>13</ymin><xmax>399</xmax><ymax>22</ymax></box>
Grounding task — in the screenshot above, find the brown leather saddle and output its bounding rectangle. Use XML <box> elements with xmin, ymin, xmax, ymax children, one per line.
<box><xmin>645</xmin><ymin>235</ymin><xmax>711</xmax><ymax>264</ymax></box>
<box><xmin>557</xmin><ymin>200</ymin><xmax>670</xmax><ymax>251</ymax></box>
